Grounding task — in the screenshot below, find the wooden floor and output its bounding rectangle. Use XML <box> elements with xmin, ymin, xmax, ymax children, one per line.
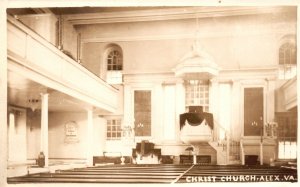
<box><xmin>8</xmin><ymin>164</ymin><xmax>297</xmax><ymax>184</ymax></box>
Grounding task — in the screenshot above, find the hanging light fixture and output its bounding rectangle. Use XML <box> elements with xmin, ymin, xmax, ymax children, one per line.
<box><xmin>28</xmin><ymin>98</ymin><xmax>39</xmax><ymax>112</ymax></box>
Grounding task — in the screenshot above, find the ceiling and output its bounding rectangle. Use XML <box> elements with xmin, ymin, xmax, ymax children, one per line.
<box><xmin>7</xmin><ymin>6</ymin><xmax>178</xmax><ymax>15</ymax></box>
<box><xmin>7</xmin><ymin>6</ymin><xmax>295</xmax><ymax>27</ymax></box>
<box><xmin>8</xmin><ymin>71</ymin><xmax>96</xmax><ymax>112</ymax></box>
<box><xmin>50</xmin><ymin>7</ymin><xmax>178</xmax><ymax>15</ymax></box>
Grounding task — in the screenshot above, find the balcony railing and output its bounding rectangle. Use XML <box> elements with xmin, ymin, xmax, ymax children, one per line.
<box><xmin>280</xmin><ymin>76</ymin><xmax>297</xmax><ymax>110</ymax></box>
<box><xmin>212</xmin><ymin>120</ymin><xmax>241</xmax><ymax>164</ymax></box>
<box><xmin>7</xmin><ymin>15</ymin><xmax>118</xmax><ymax>112</ymax></box>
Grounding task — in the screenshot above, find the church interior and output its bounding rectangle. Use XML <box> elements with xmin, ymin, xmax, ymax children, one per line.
<box><xmin>1</xmin><ymin>5</ymin><xmax>298</xmax><ymax>185</ymax></box>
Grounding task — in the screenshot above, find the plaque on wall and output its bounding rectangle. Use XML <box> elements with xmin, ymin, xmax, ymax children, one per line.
<box><xmin>64</xmin><ymin>121</ymin><xmax>79</xmax><ymax>143</ymax></box>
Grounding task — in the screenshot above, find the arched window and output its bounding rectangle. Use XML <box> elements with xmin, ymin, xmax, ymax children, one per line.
<box><xmin>105</xmin><ymin>44</ymin><xmax>123</xmax><ymax>84</ymax></box>
<box><xmin>107</xmin><ymin>50</ymin><xmax>122</xmax><ymax>71</ymax></box>
<box><xmin>278</xmin><ymin>36</ymin><xmax>297</xmax><ymax>79</ymax></box>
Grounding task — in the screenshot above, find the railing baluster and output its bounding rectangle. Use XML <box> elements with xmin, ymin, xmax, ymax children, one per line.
<box><xmin>213</xmin><ymin>121</ymin><xmax>244</xmax><ymax>164</ymax></box>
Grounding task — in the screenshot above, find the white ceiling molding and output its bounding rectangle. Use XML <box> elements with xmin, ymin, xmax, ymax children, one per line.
<box><xmin>64</xmin><ymin>6</ymin><xmax>293</xmax><ymax>25</ymax></box>
<box><xmin>81</xmin><ymin>29</ymin><xmax>295</xmax><ymax>43</ymax></box>
<box><xmin>32</xmin><ymin>8</ymin><xmax>54</xmax><ymax>14</ymax></box>
<box><xmin>123</xmin><ymin>67</ymin><xmax>278</xmax><ymax>82</ymax></box>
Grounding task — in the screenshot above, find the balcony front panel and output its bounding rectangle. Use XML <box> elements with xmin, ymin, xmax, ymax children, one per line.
<box><xmin>7</xmin><ymin>16</ymin><xmax>118</xmax><ymax>112</ymax></box>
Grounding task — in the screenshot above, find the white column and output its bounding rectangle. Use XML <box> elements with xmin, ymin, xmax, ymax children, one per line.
<box><xmin>0</xmin><ymin>2</ymin><xmax>7</xmax><ymax>185</ymax></box>
<box><xmin>40</xmin><ymin>93</ymin><xmax>49</xmax><ymax>167</ymax></box>
<box><xmin>209</xmin><ymin>79</ymin><xmax>219</xmax><ymax>120</ymax></box>
<box><xmin>209</xmin><ymin>79</ymin><xmax>219</xmax><ymax>140</ymax></box>
<box><xmin>260</xmin><ymin>142</ymin><xmax>263</xmax><ymax>165</ymax></box>
<box><xmin>153</xmin><ymin>83</ymin><xmax>163</xmax><ymax>142</ymax></box>
<box><xmin>266</xmin><ymin>79</ymin><xmax>275</xmax><ymax>123</ymax></box>
<box><xmin>8</xmin><ymin>111</ymin><xmax>15</xmax><ymax>162</ymax></box>
<box><xmin>163</xmin><ymin>83</ymin><xmax>176</xmax><ymax>141</ymax></box>
<box><xmin>86</xmin><ymin>109</ymin><xmax>94</xmax><ymax>166</ymax></box>
<box><xmin>231</xmin><ymin>80</ymin><xmax>241</xmax><ymax>140</ymax></box>
<box><xmin>175</xmin><ymin>80</ymin><xmax>185</xmax><ymax>142</ymax></box>
<box><xmin>123</xmin><ymin>84</ymin><xmax>133</xmax><ymax>129</ymax></box>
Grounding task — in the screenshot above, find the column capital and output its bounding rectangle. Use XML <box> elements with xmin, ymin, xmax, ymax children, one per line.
<box><xmin>265</xmin><ymin>76</ymin><xmax>277</xmax><ymax>82</ymax></box>
<box><xmin>230</xmin><ymin>78</ymin><xmax>240</xmax><ymax>82</ymax></box>
<box><xmin>175</xmin><ymin>78</ymin><xmax>184</xmax><ymax>85</ymax></box>
<box><xmin>85</xmin><ymin>107</ymin><xmax>95</xmax><ymax>112</ymax></box>
<box><xmin>209</xmin><ymin>78</ymin><xmax>219</xmax><ymax>84</ymax></box>
<box><xmin>40</xmin><ymin>92</ymin><xmax>49</xmax><ymax>97</ymax></box>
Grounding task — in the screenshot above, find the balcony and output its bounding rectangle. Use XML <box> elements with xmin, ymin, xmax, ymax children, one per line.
<box><xmin>280</xmin><ymin>76</ymin><xmax>297</xmax><ymax>111</ymax></box>
<box><xmin>7</xmin><ymin>15</ymin><xmax>118</xmax><ymax>112</ymax></box>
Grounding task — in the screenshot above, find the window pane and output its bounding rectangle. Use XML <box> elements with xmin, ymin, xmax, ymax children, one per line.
<box><xmin>276</xmin><ymin>111</ymin><xmax>297</xmax><ymax>159</ymax></box>
<box><xmin>134</xmin><ymin>91</ymin><xmax>151</xmax><ymax>136</ymax></box>
<box><xmin>117</xmin><ymin>126</ymin><xmax>121</xmax><ymax>131</ymax></box>
<box><xmin>185</xmin><ymin>80</ymin><xmax>209</xmax><ymax>109</ymax></box>
<box><xmin>107</xmin><ymin>118</ymin><xmax>122</xmax><ymax>140</ymax></box>
<box><xmin>107</xmin><ymin>49</ymin><xmax>123</xmax><ymax>83</ymax></box>
<box><xmin>117</xmin><ymin>132</ymin><xmax>121</xmax><ymax>137</ymax></box>
<box><xmin>278</xmin><ymin>42</ymin><xmax>297</xmax><ymax>79</ymax></box>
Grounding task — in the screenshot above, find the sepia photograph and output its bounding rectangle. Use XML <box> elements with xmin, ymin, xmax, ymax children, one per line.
<box><xmin>0</xmin><ymin>0</ymin><xmax>298</xmax><ymax>186</ymax></box>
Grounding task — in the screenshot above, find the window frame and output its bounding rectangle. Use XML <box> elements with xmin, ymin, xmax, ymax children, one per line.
<box><xmin>278</xmin><ymin>37</ymin><xmax>297</xmax><ymax>80</ymax></box>
<box><xmin>107</xmin><ymin>50</ymin><xmax>123</xmax><ymax>71</ymax></box>
<box><xmin>106</xmin><ymin>118</ymin><xmax>122</xmax><ymax>140</ymax></box>
<box><xmin>133</xmin><ymin>90</ymin><xmax>152</xmax><ymax>137</ymax></box>
<box><xmin>104</xmin><ymin>44</ymin><xmax>123</xmax><ymax>84</ymax></box>
<box><xmin>185</xmin><ymin>79</ymin><xmax>209</xmax><ymax>112</ymax></box>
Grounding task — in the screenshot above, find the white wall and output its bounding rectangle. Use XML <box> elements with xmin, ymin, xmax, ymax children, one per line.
<box><xmin>18</xmin><ymin>14</ymin><xmax>57</xmax><ymax>45</ymax></box>
<box><xmin>93</xmin><ymin>116</ymin><xmax>106</xmax><ymax>156</ymax></box>
<box><xmin>79</xmin><ymin>12</ymin><xmax>296</xmax><ymax>75</ymax></box>
<box><xmin>27</xmin><ymin>110</ymin><xmax>107</xmax><ymax>160</ymax></box>
<box><xmin>62</xmin><ymin>17</ymin><xmax>79</xmax><ymax>60</ymax></box>
<box><xmin>48</xmin><ymin>112</ymin><xmax>106</xmax><ymax>159</ymax></box>
<box><xmin>8</xmin><ymin>107</ymin><xmax>27</xmax><ymax>162</ymax></box>
<box><xmin>26</xmin><ymin>109</ymin><xmax>41</xmax><ymax>159</ymax></box>
<box><xmin>48</xmin><ymin>112</ymin><xmax>87</xmax><ymax>159</ymax></box>
<box><xmin>81</xmin><ymin>42</ymin><xmax>103</xmax><ymax>77</ymax></box>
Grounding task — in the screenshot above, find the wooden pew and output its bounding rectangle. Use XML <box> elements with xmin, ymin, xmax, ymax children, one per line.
<box><xmin>8</xmin><ymin>164</ymin><xmax>297</xmax><ymax>184</ymax></box>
